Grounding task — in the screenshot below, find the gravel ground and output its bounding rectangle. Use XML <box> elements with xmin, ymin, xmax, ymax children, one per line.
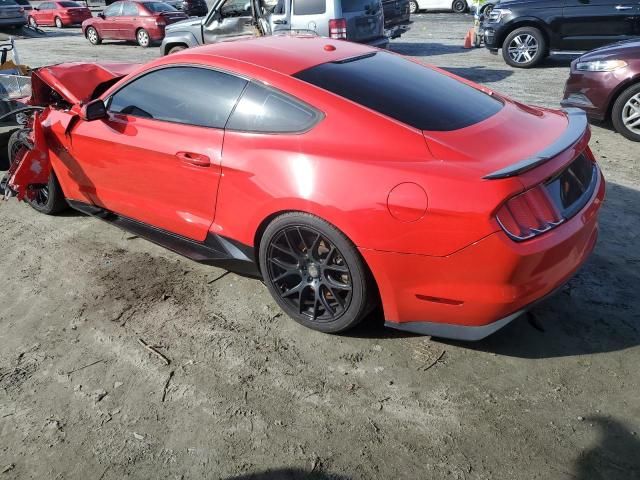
<box><xmin>1</xmin><ymin>13</ymin><xmax>639</xmax><ymax>480</ymax></box>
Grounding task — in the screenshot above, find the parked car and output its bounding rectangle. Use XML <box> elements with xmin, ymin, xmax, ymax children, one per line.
<box><xmin>408</xmin><ymin>0</ymin><xmax>468</xmax><ymax>14</ymax></box>
<box><xmin>29</xmin><ymin>1</ymin><xmax>92</xmax><ymax>28</ymax></box>
<box><xmin>382</xmin><ymin>0</ymin><xmax>410</xmax><ymax>39</ymax></box>
<box><xmin>483</xmin><ymin>0</ymin><xmax>640</xmax><ymax>68</ymax></box>
<box><xmin>82</xmin><ymin>0</ymin><xmax>188</xmax><ymax>47</ymax></box>
<box><xmin>161</xmin><ymin>0</ymin><xmax>389</xmax><ymax>55</ymax></box>
<box><xmin>562</xmin><ymin>40</ymin><xmax>640</xmax><ymax>142</ymax></box>
<box><xmin>4</xmin><ymin>36</ymin><xmax>604</xmax><ymax>340</ymax></box>
<box><xmin>0</xmin><ymin>0</ymin><xmax>27</xmax><ymax>28</ymax></box>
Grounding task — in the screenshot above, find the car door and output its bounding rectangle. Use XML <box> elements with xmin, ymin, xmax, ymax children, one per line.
<box><xmin>561</xmin><ymin>0</ymin><xmax>638</xmax><ymax>51</ymax></box>
<box><xmin>67</xmin><ymin>66</ymin><xmax>248</xmax><ymax>241</ymax></box>
<box><xmin>37</xmin><ymin>2</ymin><xmax>53</xmax><ymax>24</ymax></box>
<box><xmin>202</xmin><ymin>0</ymin><xmax>257</xmax><ymax>43</ymax></box>
<box><xmin>117</xmin><ymin>1</ymin><xmax>139</xmax><ymax>40</ymax></box>
<box><xmin>100</xmin><ymin>1</ymin><xmax>124</xmax><ymax>38</ymax></box>
<box><xmin>269</xmin><ymin>0</ymin><xmax>291</xmax><ymax>32</ymax></box>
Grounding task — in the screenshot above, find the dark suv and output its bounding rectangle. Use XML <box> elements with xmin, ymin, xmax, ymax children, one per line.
<box><xmin>483</xmin><ymin>0</ymin><xmax>640</xmax><ymax>68</ymax></box>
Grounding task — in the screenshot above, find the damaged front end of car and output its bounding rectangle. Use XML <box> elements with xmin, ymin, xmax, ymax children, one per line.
<box><xmin>0</xmin><ymin>62</ymin><xmax>138</xmax><ymax>203</ymax></box>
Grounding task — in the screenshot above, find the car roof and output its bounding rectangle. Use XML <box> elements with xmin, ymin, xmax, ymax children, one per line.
<box><xmin>174</xmin><ymin>35</ymin><xmax>378</xmax><ymax>76</ymax></box>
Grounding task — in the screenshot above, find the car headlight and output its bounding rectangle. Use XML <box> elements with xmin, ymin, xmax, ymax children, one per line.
<box><xmin>487</xmin><ymin>8</ymin><xmax>511</xmax><ymax>23</ymax></box>
<box><xmin>575</xmin><ymin>59</ymin><xmax>628</xmax><ymax>72</ymax></box>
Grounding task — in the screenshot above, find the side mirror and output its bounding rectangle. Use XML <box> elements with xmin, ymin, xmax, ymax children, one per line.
<box><xmin>33</xmin><ymin>6</ymin><xmax>39</xmax><ymax>10</ymax></box>
<box><xmin>80</xmin><ymin>99</ymin><xmax>107</xmax><ymax>121</ymax></box>
<box><xmin>98</xmin><ymin>12</ymin><xmax>105</xmax><ymax>18</ymax></box>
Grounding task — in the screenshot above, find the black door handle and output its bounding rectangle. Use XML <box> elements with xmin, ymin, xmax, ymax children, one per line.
<box><xmin>273</xmin><ymin>19</ymin><xmax>287</xmax><ymax>24</ymax></box>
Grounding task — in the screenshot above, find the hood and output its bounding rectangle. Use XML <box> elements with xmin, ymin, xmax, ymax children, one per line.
<box><xmin>165</xmin><ymin>17</ymin><xmax>204</xmax><ymax>31</ymax></box>
<box><xmin>423</xmin><ymin>98</ymin><xmax>583</xmax><ymax>182</ymax></box>
<box><xmin>578</xmin><ymin>39</ymin><xmax>640</xmax><ymax>61</ymax></box>
<box><xmin>32</xmin><ymin>62</ymin><xmax>139</xmax><ymax>105</ymax></box>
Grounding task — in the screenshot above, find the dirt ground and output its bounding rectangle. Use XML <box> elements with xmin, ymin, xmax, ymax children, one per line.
<box><xmin>1</xmin><ymin>13</ymin><xmax>639</xmax><ymax>480</ymax></box>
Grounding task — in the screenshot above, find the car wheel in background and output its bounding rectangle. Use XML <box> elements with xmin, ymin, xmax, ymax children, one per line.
<box><xmin>8</xmin><ymin>130</ymin><xmax>68</xmax><ymax>215</ymax></box>
<box><xmin>612</xmin><ymin>83</ymin><xmax>640</xmax><ymax>142</ymax></box>
<box><xmin>259</xmin><ymin>212</ymin><xmax>376</xmax><ymax>334</ymax></box>
<box><xmin>86</xmin><ymin>26</ymin><xmax>101</xmax><ymax>45</ymax></box>
<box><xmin>136</xmin><ymin>28</ymin><xmax>150</xmax><ymax>47</ymax></box>
<box><xmin>28</xmin><ymin>16</ymin><xmax>37</xmax><ymax>27</ymax></box>
<box><xmin>54</xmin><ymin>16</ymin><xmax>63</xmax><ymax>28</ymax></box>
<box><xmin>168</xmin><ymin>45</ymin><xmax>187</xmax><ymax>54</ymax></box>
<box><xmin>452</xmin><ymin>0</ymin><xmax>466</xmax><ymax>13</ymax></box>
<box><xmin>409</xmin><ymin>0</ymin><xmax>418</xmax><ymax>14</ymax></box>
<box><xmin>502</xmin><ymin>26</ymin><xmax>546</xmax><ymax>68</ymax></box>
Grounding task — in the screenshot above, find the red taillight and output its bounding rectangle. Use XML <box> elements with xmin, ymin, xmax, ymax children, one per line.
<box><xmin>156</xmin><ymin>16</ymin><xmax>166</xmax><ymax>26</ymax></box>
<box><xmin>329</xmin><ymin>18</ymin><xmax>347</xmax><ymax>39</ymax></box>
<box><xmin>496</xmin><ymin>184</ymin><xmax>563</xmax><ymax>241</ymax></box>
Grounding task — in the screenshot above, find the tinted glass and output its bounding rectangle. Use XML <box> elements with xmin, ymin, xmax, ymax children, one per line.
<box><xmin>293</xmin><ymin>0</ymin><xmax>325</xmax><ymax>15</ymax></box>
<box><xmin>109</xmin><ymin>67</ymin><xmax>247</xmax><ymax>128</ymax></box>
<box><xmin>14</xmin><ymin>0</ymin><xmax>30</xmax><ymax>6</ymax></box>
<box><xmin>58</xmin><ymin>1</ymin><xmax>81</xmax><ymax>6</ymax></box>
<box><xmin>226</xmin><ymin>83</ymin><xmax>319</xmax><ymax>133</ymax></box>
<box><xmin>36</xmin><ymin>1</ymin><xmax>50</xmax><ymax>7</ymax></box>
<box><xmin>122</xmin><ymin>2</ymin><xmax>138</xmax><ymax>14</ymax></box>
<box><xmin>144</xmin><ymin>1</ymin><xmax>177</xmax><ymax>11</ymax></box>
<box><xmin>103</xmin><ymin>2</ymin><xmax>122</xmax><ymax>16</ymax></box>
<box><xmin>294</xmin><ymin>52</ymin><xmax>503</xmax><ymax>131</ymax></box>
<box><xmin>341</xmin><ymin>0</ymin><xmax>377</xmax><ymax>13</ymax></box>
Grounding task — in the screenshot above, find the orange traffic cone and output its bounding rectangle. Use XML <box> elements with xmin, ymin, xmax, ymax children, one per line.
<box><xmin>463</xmin><ymin>28</ymin><xmax>473</xmax><ymax>49</ymax></box>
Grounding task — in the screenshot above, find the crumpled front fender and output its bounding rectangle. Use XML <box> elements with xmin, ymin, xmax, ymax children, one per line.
<box><xmin>7</xmin><ymin>112</ymin><xmax>51</xmax><ymax>201</ymax></box>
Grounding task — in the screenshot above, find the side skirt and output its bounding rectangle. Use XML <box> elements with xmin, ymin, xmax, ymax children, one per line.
<box><xmin>67</xmin><ymin>200</ymin><xmax>261</xmax><ymax>278</ymax></box>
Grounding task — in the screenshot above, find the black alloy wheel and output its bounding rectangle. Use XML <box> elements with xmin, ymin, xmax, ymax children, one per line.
<box><xmin>260</xmin><ymin>213</ymin><xmax>375</xmax><ymax>333</ymax></box>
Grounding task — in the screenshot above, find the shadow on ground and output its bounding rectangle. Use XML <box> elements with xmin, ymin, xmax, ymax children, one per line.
<box><xmin>225</xmin><ymin>470</ymin><xmax>349</xmax><ymax>480</ymax></box>
<box><xmin>390</xmin><ymin>41</ymin><xmax>471</xmax><ymax>57</ymax></box>
<box><xmin>573</xmin><ymin>416</ymin><xmax>640</xmax><ymax>480</ymax></box>
<box><xmin>443</xmin><ymin>65</ymin><xmax>512</xmax><ymax>83</ymax></box>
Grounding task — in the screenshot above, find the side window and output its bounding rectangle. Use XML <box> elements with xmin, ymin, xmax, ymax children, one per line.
<box><xmin>226</xmin><ymin>82</ymin><xmax>320</xmax><ymax>133</ymax></box>
<box><xmin>108</xmin><ymin>67</ymin><xmax>248</xmax><ymax>129</ymax></box>
<box><xmin>103</xmin><ymin>2</ymin><xmax>123</xmax><ymax>16</ymax></box>
<box><xmin>293</xmin><ymin>0</ymin><xmax>326</xmax><ymax>15</ymax></box>
<box><xmin>122</xmin><ymin>2</ymin><xmax>138</xmax><ymax>15</ymax></box>
<box><xmin>40</xmin><ymin>2</ymin><xmax>52</xmax><ymax>9</ymax></box>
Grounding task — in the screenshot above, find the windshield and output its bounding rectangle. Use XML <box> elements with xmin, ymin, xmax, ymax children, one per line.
<box><xmin>294</xmin><ymin>52</ymin><xmax>503</xmax><ymax>131</ymax></box>
<box><xmin>144</xmin><ymin>2</ymin><xmax>178</xmax><ymax>12</ymax></box>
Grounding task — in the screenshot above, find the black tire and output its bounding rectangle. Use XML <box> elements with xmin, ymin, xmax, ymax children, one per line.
<box><xmin>168</xmin><ymin>45</ymin><xmax>187</xmax><ymax>54</ymax></box>
<box><xmin>408</xmin><ymin>0</ymin><xmax>418</xmax><ymax>14</ymax></box>
<box><xmin>611</xmin><ymin>83</ymin><xmax>640</xmax><ymax>142</ymax></box>
<box><xmin>8</xmin><ymin>130</ymin><xmax>67</xmax><ymax>215</ymax></box>
<box><xmin>136</xmin><ymin>28</ymin><xmax>150</xmax><ymax>47</ymax></box>
<box><xmin>259</xmin><ymin>212</ymin><xmax>376</xmax><ymax>334</ymax></box>
<box><xmin>502</xmin><ymin>26</ymin><xmax>546</xmax><ymax>68</ymax></box>
<box><xmin>452</xmin><ymin>0</ymin><xmax>466</xmax><ymax>13</ymax></box>
<box><xmin>54</xmin><ymin>16</ymin><xmax>63</xmax><ymax>28</ymax></box>
<box><xmin>86</xmin><ymin>26</ymin><xmax>101</xmax><ymax>45</ymax></box>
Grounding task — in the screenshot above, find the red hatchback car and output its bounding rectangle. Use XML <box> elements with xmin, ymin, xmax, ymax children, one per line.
<box><xmin>82</xmin><ymin>0</ymin><xmax>187</xmax><ymax>47</ymax></box>
<box><xmin>29</xmin><ymin>1</ymin><xmax>92</xmax><ymax>28</ymax></box>
<box><xmin>2</xmin><ymin>36</ymin><xmax>605</xmax><ymax>340</ymax></box>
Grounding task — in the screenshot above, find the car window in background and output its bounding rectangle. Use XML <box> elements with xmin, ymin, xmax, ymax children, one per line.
<box><xmin>341</xmin><ymin>0</ymin><xmax>376</xmax><ymax>12</ymax></box>
<box><xmin>294</xmin><ymin>52</ymin><xmax>503</xmax><ymax>131</ymax></box>
<box><xmin>144</xmin><ymin>1</ymin><xmax>178</xmax><ymax>12</ymax></box>
<box><xmin>226</xmin><ymin>83</ymin><xmax>320</xmax><ymax>133</ymax></box>
<box><xmin>122</xmin><ymin>2</ymin><xmax>138</xmax><ymax>15</ymax></box>
<box><xmin>58</xmin><ymin>1</ymin><xmax>82</xmax><ymax>7</ymax></box>
<box><xmin>14</xmin><ymin>0</ymin><xmax>31</xmax><ymax>6</ymax></box>
<box><xmin>293</xmin><ymin>0</ymin><xmax>326</xmax><ymax>15</ymax></box>
<box><xmin>1</xmin><ymin>0</ymin><xmax>21</xmax><ymax>6</ymax></box>
<box><xmin>108</xmin><ymin>67</ymin><xmax>248</xmax><ymax>129</ymax></box>
<box><xmin>103</xmin><ymin>2</ymin><xmax>123</xmax><ymax>16</ymax></box>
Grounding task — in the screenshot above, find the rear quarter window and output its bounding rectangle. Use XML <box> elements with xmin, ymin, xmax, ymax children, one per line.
<box><xmin>226</xmin><ymin>82</ymin><xmax>321</xmax><ymax>133</ymax></box>
<box><xmin>293</xmin><ymin>0</ymin><xmax>326</xmax><ymax>15</ymax></box>
<box><xmin>294</xmin><ymin>52</ymin><xmax>503</xmax><ymax>131</ymax></box>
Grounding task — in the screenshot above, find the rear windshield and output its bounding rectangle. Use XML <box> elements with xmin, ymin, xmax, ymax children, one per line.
<box><xmin>0</xmin><ymin>0</ymin><xmax>18</xmax><ymax>6</ymax></box>
<box><xmin>58</xmin><ymin>1</ymin><xmax>81</xmax><ymax>6</ymax></box>
<box><xmin>341</xmin><ymin>0</ymin><xmax>378</xmax><ymax>13</ymax></box>
<box><xmin>144</xmin><ymin>1</ymin><xmax>177</xmax><ymax>11</ymax></box>
<box><xmin>294</xmin><ymin>52</ymin><xmax>503</xmax><ymax>131</ymax></box>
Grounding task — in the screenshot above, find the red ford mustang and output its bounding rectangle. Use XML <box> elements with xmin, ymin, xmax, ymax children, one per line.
<box><xmin>2</xmin><ymin>36</ymin><xmax>605</xmax><ymax>340</ymax></box>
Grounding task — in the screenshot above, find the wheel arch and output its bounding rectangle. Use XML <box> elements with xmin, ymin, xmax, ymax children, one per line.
<box><xmin>496</xmin><ymin>19</ymin><xmax>550</xmax><ymax>50</ymax></box>
<box><xmin>252</xmin><ymin>209</ymin><xmax>383</xmax><ymax>310</ymax></box>
<box><xmin>605</xmin><ymin>75</ymin><xmax>640</xmax><ymax>122</ymax></box>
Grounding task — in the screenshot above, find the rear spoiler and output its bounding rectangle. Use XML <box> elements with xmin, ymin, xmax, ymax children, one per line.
<box><xmin>483</xmin><ymin>108</ymin><xmax>588</xmax><ymax>180</ymax></box>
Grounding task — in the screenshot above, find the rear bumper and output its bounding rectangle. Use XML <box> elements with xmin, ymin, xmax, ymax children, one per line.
<box><xmin>61</xmin><ymin>14</ymin><xmax>93</xmax><ymax>26</ymax></box>
<box><xmin>0</xmin><ymin>17</ymin><xmax>26</xmax><ymax>27</ymax></box>
<box><xmin>363</xmin><ymin>169</ymin><xmax>605</xmax><ymax>341</ymax></box>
